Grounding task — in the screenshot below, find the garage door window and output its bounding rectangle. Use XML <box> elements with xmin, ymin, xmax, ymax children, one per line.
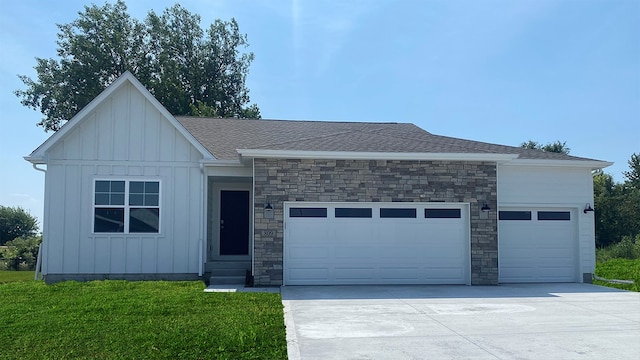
<box><xmin>425</xmin><ymin>209</ymin><xmax>461</xmax><ymax>218</ymax></box>
<box><xmin>335</xmin><ymin>208</ymin><xmax>372</xmax><ymax>218</ymax></box>
<box><xmin>380</xmin><ymin>208</ymin><xmax>416</xmax><ymax>218</ymax></box>
<box><xmin>499</xmin><ymin>211</ymin><xmax>532</xmax><ymax>220</ymax></box>
<box><xmin>289</xmin><ymin>208</ymin><xmax>327</xmax><ymax>218</ymax></box>
<box><xmin>538</xmin><ymin>211</ymin><xmax>571</xmax><ymax>221</ymax></box>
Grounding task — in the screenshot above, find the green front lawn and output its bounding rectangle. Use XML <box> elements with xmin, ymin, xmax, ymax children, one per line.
<box><xmin>594</xmin><ymin>258</ymin><xmax>640</xmax><ymax>292</ymax></box>
<box><xmin>0</xmin><ymin>270</ymin><xmax>34</xmax><ymax>283</ymax></box>
<box><xmin>0</xmin><ymin>280</ymin><xmax>287</xmax><ymax>360</ymax></box>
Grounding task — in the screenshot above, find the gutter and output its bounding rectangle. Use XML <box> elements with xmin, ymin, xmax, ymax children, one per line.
<box><xmin>198</xmin><ymin>163</ymin><xmax>205</xmax><ymax>277</ymax></box>
<box><xmin>236</xmin><ymin>149</ymin><xmax>519</xmax><ymax>162</ymax></box>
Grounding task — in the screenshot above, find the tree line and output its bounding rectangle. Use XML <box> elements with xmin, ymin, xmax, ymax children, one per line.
<box><xmin>593</xmin><ymin>153</ymin><xmax>640</xmax><ymax>247</ymax></box>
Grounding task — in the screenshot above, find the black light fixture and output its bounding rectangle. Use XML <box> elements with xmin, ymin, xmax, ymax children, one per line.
<box><xmin>265</xmin><ymin>202</ymin><xmax>273</xmax><ymax>210</ymax></box>
<box><xmin>583</xmin><ymin>203</ymin><xmax>594</xmax><ymax>214</ymax></box>
<box><xmin>481</xmin><ymin>203</ymin><xmax>490</xmax><ymax>212</ymax></box>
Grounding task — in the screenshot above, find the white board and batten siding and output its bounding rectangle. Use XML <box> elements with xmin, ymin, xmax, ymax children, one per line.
<box><xmin>497</xmin><ymin>165</ymin><xmax>596</xmax><ymax>283</ymax></box>
<box><xmin>42</xmin><ymin>82</ymin><xmax>204</xmax><ymax>276</ymax></box>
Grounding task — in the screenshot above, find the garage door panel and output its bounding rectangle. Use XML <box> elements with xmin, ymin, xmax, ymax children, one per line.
<box><xmin>378</xmin><ymin>267</ymin><xmax>422</xmax><ymax>280</ymax></box>
<box><xmin>334</xmin><ymin>267</ymin><xmax>375</xmax><ymax>281</ymax></box>
<box><xmin>285</xmin><ymin>202</ymin><xmax>469</xmax><ymax>285</ymax></box>
<box><xmin>287</xmin><ymin>268</ymin><xmax>329</xmax><ymax>281</ymax></box>
<box><xmin>499</xmin><ymin>208</ymin><xmax>577</xmax><ymax>283</ymax></box>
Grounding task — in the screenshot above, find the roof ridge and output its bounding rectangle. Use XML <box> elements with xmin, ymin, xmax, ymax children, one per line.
<box><xmin>174</xmin><ymin>116</ymin><xmax>402</xmax><ymax>125</ymax></box>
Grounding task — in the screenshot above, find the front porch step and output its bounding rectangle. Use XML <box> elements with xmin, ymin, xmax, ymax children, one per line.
<box><xmin>205</xmin><ymin>261</ymin><xmax>251</xmax><ymax>285</ymax></box>
<box><xmin>209</xmin><ymin>275</ymin><xmax>246</xmax><ymax>285</ymax></box>
<box><xmin>205</xmin><ymin>260</ymin><xmax>251</xmax><ymax>273</ymax></box>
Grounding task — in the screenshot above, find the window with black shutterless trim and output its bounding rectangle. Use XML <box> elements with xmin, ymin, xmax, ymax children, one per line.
<box><xmin>335</xmin><ymin>208</ymin><xmax>372</xmax><ymax>218</ymax></box>
<box><xmin>425</xmin><ymin>209</ymin><xmax>461</xmax><ymax>218</ymax></box>
<box><xmin>499</xmin><ymin>211</ymin><xmax>532</xmax><ymax>221</ymax></box>
<box><xmin>94</xmin><ymin>180</ymin><xmax>160</xmax><ymax>233</ymax></box>
<box><xmin>380</xmin><ymin>208</ymin><xmax>416</xmax><ymax>218</ymax></box>
<box><xmin>289</xmin><ymin>208</ymin><xmax>327</xmax><ymax>218</ymax></box>
<box><xmin>537</xmin><ymin>211</ymin><xmax>570</xmax><ymax>221</ymax></box>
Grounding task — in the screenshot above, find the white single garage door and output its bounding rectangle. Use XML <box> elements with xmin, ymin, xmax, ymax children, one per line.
<box><xmin>498</xmin><ymin>208</ymin><xmax>577</xmax><ymax>283</ymax></box>
<box><xmin>284</xmin><ymin>202</ymin><xmax>470</xmax><ymax>285</ymax></box>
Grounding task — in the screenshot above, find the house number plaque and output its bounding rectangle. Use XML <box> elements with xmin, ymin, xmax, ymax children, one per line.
<box><xmin>261</xmin><ymin>230</ymin><xmax>276</xmax><ymax>237</ymax></box>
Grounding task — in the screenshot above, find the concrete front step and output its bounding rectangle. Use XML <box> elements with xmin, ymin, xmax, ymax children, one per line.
<box><xmin>209</xmin><ymin>275</ymin><xmax>246</xmax><ymax>285</ymax></box>
<box><xmin>205</xmin><ymin>261</ymin><xmax>251</xmax><ymax>272</ymax></box>
<box><xmin>211</xmin><ymin>268</ymin><xmax>247</xmax><ymax>277</ymax></box>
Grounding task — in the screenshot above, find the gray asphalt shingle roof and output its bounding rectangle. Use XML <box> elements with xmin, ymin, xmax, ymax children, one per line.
<box><xmin>175</xmin><ymin>117</ymin><xmax>599</xmax><ymax>162</ymax></box>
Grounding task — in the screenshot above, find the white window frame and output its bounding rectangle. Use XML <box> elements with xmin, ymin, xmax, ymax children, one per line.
<box><xmin>92</xmin><ymin>178</ymin><xmax>162</xmax><ymax>234</ymax></box>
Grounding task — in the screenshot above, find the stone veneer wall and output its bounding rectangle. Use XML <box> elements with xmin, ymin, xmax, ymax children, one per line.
<box><xmin>253</xmin><ymin>159</ymin><xmax>498</xmax><ymax>286</ymax></box>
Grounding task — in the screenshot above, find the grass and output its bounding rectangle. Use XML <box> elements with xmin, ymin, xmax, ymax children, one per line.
<box><xmin>593</xmin><ymin>258</ymin><xmax>640</xmax><ymax>292</ymax></box>
<box><xmin>0</xmin><ymin>270</ymin><xmax>34</xmax><ymax>283</ymax></box>
<box><xmin>0</xmin><ymin>280</ymin><xmax>287</xmax><ymax>360</ymax></box>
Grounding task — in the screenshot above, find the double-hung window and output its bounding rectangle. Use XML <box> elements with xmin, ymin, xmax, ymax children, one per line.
<box><xmin>94</xmin><ymin>180</ymin><xmax>160</xmax><ymax>233</ymax></box>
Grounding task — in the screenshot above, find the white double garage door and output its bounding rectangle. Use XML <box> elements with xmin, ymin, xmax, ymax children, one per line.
<box><xmin>283</xmin><ymin>202</ymin><xmax>578</xmax><ymax>285</ymax></box>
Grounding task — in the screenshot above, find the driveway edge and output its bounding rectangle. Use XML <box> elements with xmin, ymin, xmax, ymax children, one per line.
<box><xmin>282</xmin><ymin>297</ymin><xmax>301</xmax><ymax>360</ymax></box>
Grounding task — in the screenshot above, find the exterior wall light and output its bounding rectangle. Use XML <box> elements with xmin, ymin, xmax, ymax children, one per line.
<box><xmin>264</xmin><ymin>202</ymin><xmax>274</xmax><ymax>219</ymax></box>
<box><xmin>583</xmin><ymin>203</ymin><xmax>594</xmax><ymax>214</ymax></box>
<box><xmin>481</xmin><ymin>203</ymin><xmax>490</xmax><ymax>212</ymax></box>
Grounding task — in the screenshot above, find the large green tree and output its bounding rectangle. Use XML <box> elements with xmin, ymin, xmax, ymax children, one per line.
<box><xmin>520</xmin><ymin>140</ymin><xmax>571</xmax><ymax>154</ymax></box>
<box><xmin>15</xmin><ymin>1</ymin><xmax>259</xmax><ymax>132</ymax></box>
<box><xmin>623</xmin><ymin>153</ymin><xmax>640</xmax><ymax>189</ymax></box>
<box><xmin>0</xmin><ymin>206</ymin><xmax>39</xmax><ymax>245</ymax></box>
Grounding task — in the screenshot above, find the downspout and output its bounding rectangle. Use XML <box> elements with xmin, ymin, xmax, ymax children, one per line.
<box><xmin>32</xmin><ymin>164</ymin><xmax>46</xmax><ymax>281</ymax></box>
<box><xmin>198</xmin><ymin>162</ymin><xmax>205</xmax><ymax>277</ymax></box>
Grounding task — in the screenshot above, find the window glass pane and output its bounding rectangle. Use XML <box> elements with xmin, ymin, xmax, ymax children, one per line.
<box><xmin>129</xmin><ymin>194</ymin><xmax>144</xmax><ymax>206</ymax></box>
<box><xmin>335</xmin><ymin>208</ymin><xmax>372</xmax><ymax>218</ymax></box>
<box><xmin>380</xmin><ymin>208</ymin><xmax>416</xmax><ymax>218</ymax></box>
<box><xmin>499</xmin><ymin>211</ymin><xmax>532</xmax><ymax>220</ymax></box>
<box><xmin>145</xmin><ymin>194</ymin><xmax>159</xmax><ymax>206</ymax></box>
<box><xmin>110</xmin><ymin>181</ymin><xmax>125</xmax><ymax>192</ymax></box>
<box><xmin>129</xmin><ymin>181</ymin><xmax>144</xmax><ymax>193</ymax></box>
<box><xmin>130</xmin><ymin>208</ymin><xmax>160</xmax><ymax>233</ymax></box>
<box><xmin>145</xmin><ymin>182</ymin><xmax>159</xmax><ymax>193</ymax></box>
<box><xmin>425</xmin><ymin>209</ymin><xmax>461</xmax><ymax>218</ymax></box>
<box><xmin>289</xmin><ymin>208</ymin><xmax>327</xmax><ymax>218</ymax></box>
<box><xmin>95</xmin><ymin>181</ymin><xmax>110</xmax><ymax>192</ymax></box>
<box><xmin>110</xmin><ymin>194</ymin><xmax>125</xmax><ymax>206</ymax></box>
<box><xmin>538</xmin><ymin>211</ymin><xmax>571</xmax><ymax>221</ymax></box>
<box><xmin>95</xmin><ymin>193</ymin><xmax>109</xmax><ymax>205</ymax></box>
<box><xmin>94</xmin><ymin>208</ymin><xmax>124</xmax><ymax>232</ymax></box>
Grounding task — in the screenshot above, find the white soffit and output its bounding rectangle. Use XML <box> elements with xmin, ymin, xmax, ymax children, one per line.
<box><xmin>502</xmin><ymin>159</ymin><xmax>613</xmax><ymax>169</ymax></box>
<box><xmin>236</xmin><ymin>149</ymin><xmax>519</xmax><ymax>162</ymax></box>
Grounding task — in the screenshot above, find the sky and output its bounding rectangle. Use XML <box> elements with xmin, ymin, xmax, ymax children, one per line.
<box><xmin>0</xmin><ymin>0</ymin><xmax>638</xmax><ymax>225</ymax></box>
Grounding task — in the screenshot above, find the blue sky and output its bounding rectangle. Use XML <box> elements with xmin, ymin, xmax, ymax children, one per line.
<box><xmin>1</xmin><ymin>0</ymin><xmax>638</xmax><ymax>224</ymax></box>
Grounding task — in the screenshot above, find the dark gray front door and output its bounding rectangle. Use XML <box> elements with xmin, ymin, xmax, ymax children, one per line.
<box><xmin>219</xmin><ymin>190</ymin><xmax>250</xmax><ymax>255</ymax></box>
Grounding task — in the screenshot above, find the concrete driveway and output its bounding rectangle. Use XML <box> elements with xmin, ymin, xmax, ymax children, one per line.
<box><xmin>281</xmin><ymin>284</ymin><xmax>640</xmax><ymax>360</ymax></box>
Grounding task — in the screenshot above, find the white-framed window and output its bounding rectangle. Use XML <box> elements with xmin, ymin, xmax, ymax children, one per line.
<box><xmin>93</xmin><ymin>179</ymin><xmax>160</xmax><ymax>233</ymax></box>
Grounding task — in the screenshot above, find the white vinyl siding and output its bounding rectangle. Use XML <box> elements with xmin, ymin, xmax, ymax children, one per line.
<box><xmin>40</xmin><ymin>81</ymin><xmax>203</xmax><ymax>276</ymax></box>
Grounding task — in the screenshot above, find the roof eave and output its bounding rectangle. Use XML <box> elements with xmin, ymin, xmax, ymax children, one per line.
<box><xmin>23</xmin><ymin>155</ymin><xmax>45</xmax><ymax>165</ymax></box>
<box><xmin>236</xmin><ymin>149</ymin><xmax>519</xmax><ymax>161</ymax></box>
<box><xmin>502</xmin><ymin>158</ymin><xmax>613</xmax><ymax>170</ymax></box>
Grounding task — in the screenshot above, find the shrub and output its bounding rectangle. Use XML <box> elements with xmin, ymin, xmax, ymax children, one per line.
<box><xmin>0</xmin><ymin>236</ymin><xmax>42</xmax><ymax>270</ymax></box>
<box><xmin>597</xmin><ymin>234</ymin><xmax>640</xmax><ymax>262</ymax></box>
